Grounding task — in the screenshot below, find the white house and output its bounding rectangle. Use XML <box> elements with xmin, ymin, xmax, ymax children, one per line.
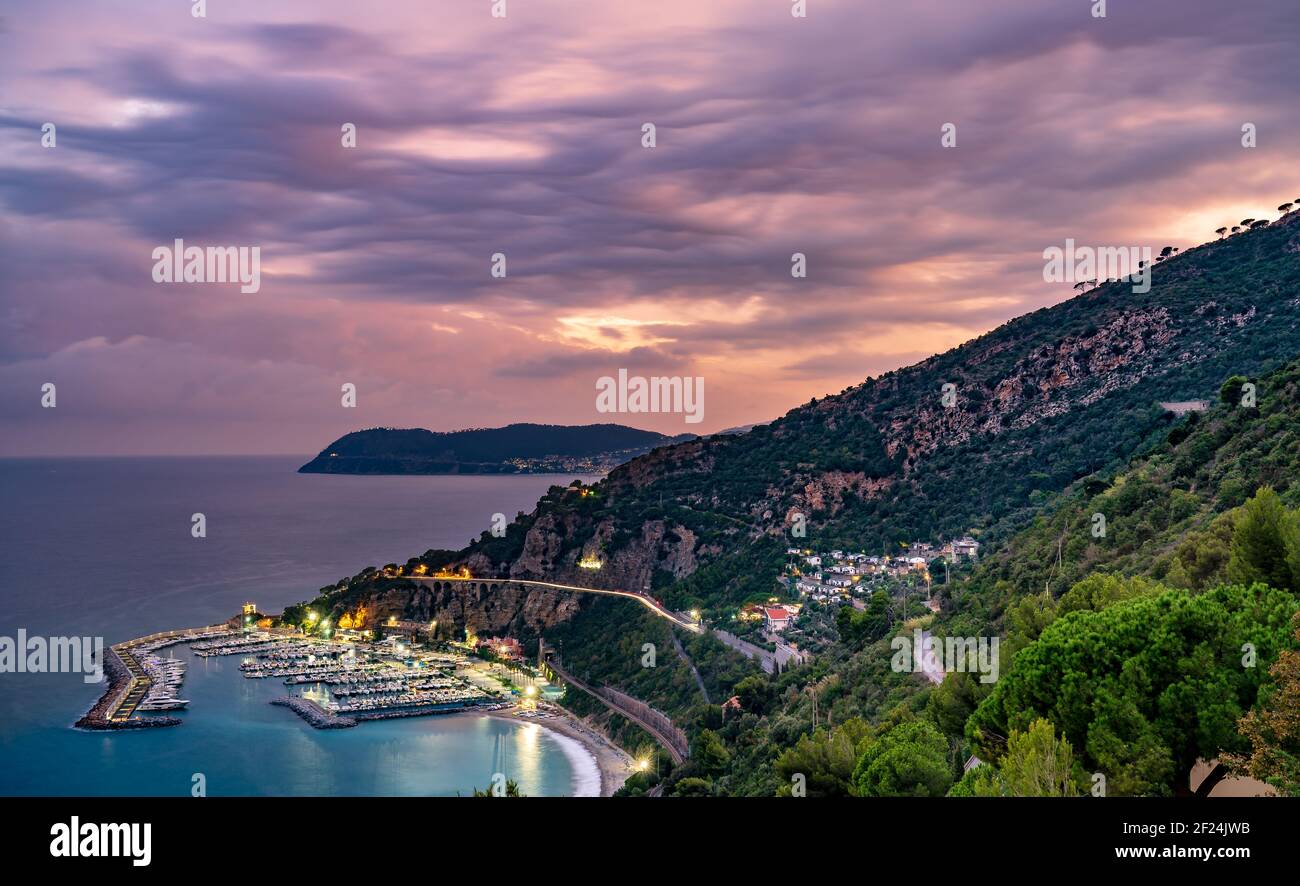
<box><xmin>764</xmin><ymin>606</ymin><xmax>795</xmax><ymax>632</ymax></box>
<box><xmin>795</xmin><ymin>578</ymin><xmax>820</xmax><ymax>595</ymax></box>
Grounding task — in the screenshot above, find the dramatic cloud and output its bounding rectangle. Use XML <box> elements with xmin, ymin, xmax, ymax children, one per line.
<box><xmin>1</xmin><ymin>0</ymin><xmax>1296</xmax><ymax>454</ymax></box>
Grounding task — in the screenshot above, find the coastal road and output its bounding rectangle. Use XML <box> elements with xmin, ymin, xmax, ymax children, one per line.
<box><xmin>711</xmin><ymin>630</ymin><xmax>806</xmax><ymax>674</ymax></box>
<box><xmin>408</xmin><ymin>575</ymin><xmax>704</xmax><ymax>634</ymax></box>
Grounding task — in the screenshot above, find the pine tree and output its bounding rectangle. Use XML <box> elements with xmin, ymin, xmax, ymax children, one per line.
<box><xmin>1226</xmin><ymin>487</ymin><xmax>1297</xmax><ymax>593</ymax></box>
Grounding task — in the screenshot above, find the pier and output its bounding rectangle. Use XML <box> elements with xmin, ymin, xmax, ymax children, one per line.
<box><xmin>76</xmin><ymin>625</ymin><xmax>231</xmax><ymax>730</ymax></box>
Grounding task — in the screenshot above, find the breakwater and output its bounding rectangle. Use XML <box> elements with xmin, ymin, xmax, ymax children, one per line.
<box><xmin>271</xmin><ymin>696</ymin><xmax>356</xmax><ymax>728</ymax></box>
<box><xmin>75</xmin><ymin>625</ymin><xmax>230</xmax><ymax>730</ymax></box>
<box><xmin>75</xmin><ymin>648</ymin><xmax>181</xmax><ymax>730</ymax></box>
<box><xmin>350</xmin><ymin>699</ymin><xmax>507</xmax><ymax>723</ymax></box>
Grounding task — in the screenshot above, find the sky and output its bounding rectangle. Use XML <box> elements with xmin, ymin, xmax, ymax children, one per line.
<box><xmin>1</xmin><ymin>0</ymin><xmax>1297</xmax><ymax>455</ymax></box>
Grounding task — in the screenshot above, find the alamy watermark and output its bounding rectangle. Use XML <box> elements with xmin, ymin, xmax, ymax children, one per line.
<box><xmin>1</xmin><ymin>629</ymin><xmax>104</xmax><ymax>683</ymax></box>
<box><xmin>1043</xmin><ymin>239</ymin><xmax>1151</xmax><ymax>294</ymax></box>
<box><xmin>152</xmin><ymin>239</ymin><xmax>261</xmax><ymax>293</ymax></box>
<box><xmin>891</xmin><ymin>629</ymin><xmax>999</xmax><ymax>684</ymax></box>
<box><xmin>49</xmin><ymin>817</ymin><xmax>150</xmax><ymax>866</ymax></box>
<box><xmin>595</xmin><ymin>369</ymin><xmax>704</xmax><ymax>424</ymax></box>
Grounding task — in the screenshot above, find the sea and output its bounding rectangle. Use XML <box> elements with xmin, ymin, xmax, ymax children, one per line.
<box><xmin>0</xmin><ymin>456</ymin><xmax>601</xmax><ymax>797</ymax></box>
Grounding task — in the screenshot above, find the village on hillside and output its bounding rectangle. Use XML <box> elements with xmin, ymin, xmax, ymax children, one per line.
<box><xmin>728</xmin><ymin>537</ymin><xmax>982</xmax><ymax>658</ymax></box>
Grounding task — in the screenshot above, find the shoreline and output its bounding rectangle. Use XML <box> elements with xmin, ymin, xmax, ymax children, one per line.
<box><xmin>486</xmin><ymin>706</ymin><xmax>633</xmax><ymax>797</ymax></box>
<box><xmin>75</xmin><ymin>625</ymin><xmax>632</xmax><ymax>796</ymax></box>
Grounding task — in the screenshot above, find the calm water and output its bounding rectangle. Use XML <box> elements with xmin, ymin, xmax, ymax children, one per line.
<box><xmin>0</xmin><ymin>457</ymin><xmax>598</xmax><ymax>796</ymax></box>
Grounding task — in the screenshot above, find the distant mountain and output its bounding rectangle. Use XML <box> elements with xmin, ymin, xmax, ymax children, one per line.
<box><xmin>298</xmin><ymin>423</ymin><xmax>696</xmax><ymax>475</ymax></box>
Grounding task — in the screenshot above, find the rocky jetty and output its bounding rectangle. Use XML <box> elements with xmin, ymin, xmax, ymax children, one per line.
<box><xmin>75</xmin><ymin>649</ymin><xmax>182</xmax><ymax>730</ymax></box>
<box><xmin>271</xmin><ymin>696</ymin><xmax>356</xmax><ymax>729</ymax></box>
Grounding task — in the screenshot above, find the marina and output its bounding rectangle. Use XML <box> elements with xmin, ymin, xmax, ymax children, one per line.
<box><xmin>195</xmin><ymin>632</ymin><xmax>502</xmax><ymax>720</ymax></box>
<box><xmin>5</xmin><ymin>459</ymin><xmax>601</xmax><ymax>797</ymax></box>
<box><xmin>80</xmin><ymin>626</ymin><xmax>514</xmax><ymax>730</ymax></box>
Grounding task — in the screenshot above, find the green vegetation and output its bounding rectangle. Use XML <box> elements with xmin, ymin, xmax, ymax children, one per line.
<box><xmin>853</xmin><ymin>718</ymin><xmax>952</xmax><ymax>797</ymax></box>
<box><xmin>471</xmin><ymin>779</ymin><xmax>525</xmax><ymax>797</ymax></box>
<box><xmin>1225</xmin><ymin>614</ymin><xmax>1300</xmax><ymax>795</ymax></box>
<box><xmin>969</xmin><ymin>583</ymin><xmax>1296</xmax><ymax>796</ymax></box>
<box><xmin>288</xmin><ymin>213</ymin><xmax>1300</xmax><ymax>796</ymax></box>
<box><xmin>949</xmin><ymin>719</ymin><xmax>1083</xmax><ymax>797</ymax></box>
<box><xmin>675</xmin><ymin>352</ymin><xmax>1300</xmax><ymax>796</ymax></box>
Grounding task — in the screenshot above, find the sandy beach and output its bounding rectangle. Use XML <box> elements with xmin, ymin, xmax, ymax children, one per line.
<box><xmin>487</xmin><ymin>704</ymin><xmax>634</xmax><ymax>797</ymax></box>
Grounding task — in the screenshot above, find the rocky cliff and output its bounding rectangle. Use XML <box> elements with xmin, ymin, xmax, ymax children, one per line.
<box><xmin>312</xmin><ymin>210</ymin><xmax>1300</xmax><ymax>625</ymax></box>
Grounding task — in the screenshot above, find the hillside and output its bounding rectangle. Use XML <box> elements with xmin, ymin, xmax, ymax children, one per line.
<box><xmin>950</xmin><ymin>354</ymin><xmax>1300</xmax><ymax>630</ymax></box>
<box><xmin>298</xmin><ymin>423</ymin><xmax>693</xmax><ymax>475</ymax></box>
<box><xmin>436</xmin><ymin>210</ymin><xmax>1300</xmax><ymax>608</ymax></box>
<box><xmin>287</xmin><ymin>208</ymin><xmax>1300</xmax><ymax>795</ymax></box>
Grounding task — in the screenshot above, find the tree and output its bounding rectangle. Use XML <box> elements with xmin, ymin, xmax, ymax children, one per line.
<box><xmin>1057</xmin><ymin>573</ymin><xmax>1165</xmax><ymax>615</ymax></box>
<box><xmin>947</xmin><ymin>760</ymin><xmax>1003</xmax><ymax>796</ymax></box>
<box><xmin>1224</xmin><ymin>613</ymin><xmax>1300</xmax><ymax>796</ymax></box>
<box><xmin>852</xmin><ymin>718</ymin><xmax>953</xmax><ymax>797</ymax></box>
<box><xmin>774</xmin><ymin>717</ymin><xmax>873</xmax><ymax>796</ymax></box>
<box><xmin>693</xmin><ymin>728</ymin><xmax>731</xmax><ymax>775</ymax></box>
<box><xmin>1278</xmin><ymin>203</ymin><xmax>1293</xmax><ymax>214</ymax></box>
<box><xmin>928</xmin><ymin>670</ymin><xmax>985</xmax><ymax>739</ymax></box>
<box><xmin>732</xmin><ymin>674</ymin><xmax>773</xmax><ymax>715</ymax></box>
<box><xmin>999</xmin><ymin>718</ymin><xmax>1083</xmax><ymax>796</ymax></box>
<box><xmin>969</xmin><ymin>583</ymin><xmax>1297</xmax><ymax>795</ymax></box>
<box><xmin>949</xmin><ymin>719</ymin><xmax>1083</xmax><ymax>796</ymax></box>
<box><xmin>1219</xmin><ymin>375</ymin><xmax>1249</xmax><ymax>405</ymax></box>
<box><xmin>1226</xmin><ymin>487</ymin><xmax>1298</xmax><ymax>593</ymax></box>
<box><xmin>472</xmin><ymin>778</ymin><xmax>524</xmax><ymax>797</ymax></box>
<box><xmin>1215</xmin><ymin>227</ymin><xmax>1228</xmax><ymax>238</ymax></box>
<box><xmin>673</xmin><ymin>776</ymin><xmax>713</xmax><ymax>797</ymax></box>
<box><xmin>1165</xmin><ymin>510</ymin><xmax>1236</xmax><ymax>591</ymax></box>
<box><xmin>835</xmin><ymin>590</ymin><xmax>890</xmax><ymax>648</ymax></box>
<box><xmin>1003</xmin><ymin>590</ymin><xmax>1058</xmax><ymax>660</ymax></box>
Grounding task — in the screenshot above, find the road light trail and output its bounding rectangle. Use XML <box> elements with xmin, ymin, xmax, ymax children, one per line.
<box><xmin>406</xmin><ymin>575</ymin><xmax>703</xmax><ymax>633</ymax></box>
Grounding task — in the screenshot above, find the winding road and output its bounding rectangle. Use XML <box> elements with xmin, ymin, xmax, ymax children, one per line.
<box><xmin>407</xmin><ymin>575</ymin><xmax>703</xmax><ymax>634</ymax></box>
